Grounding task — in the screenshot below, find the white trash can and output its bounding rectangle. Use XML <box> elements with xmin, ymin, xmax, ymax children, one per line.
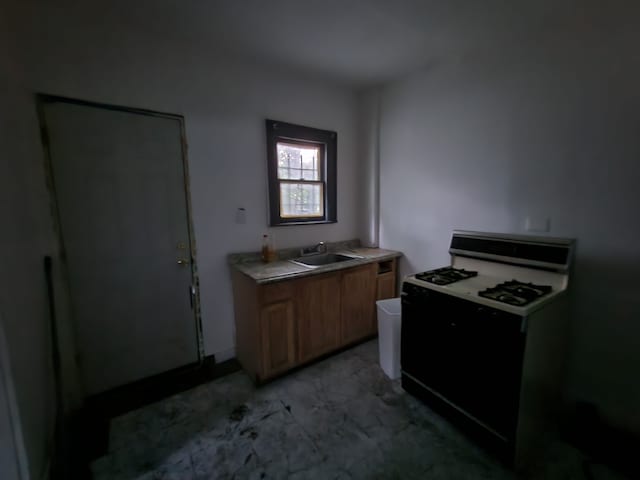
<box><xmin>376</xmin><ymin>297</ymin><xmax>402</xmax><ymax>380</ymax></box>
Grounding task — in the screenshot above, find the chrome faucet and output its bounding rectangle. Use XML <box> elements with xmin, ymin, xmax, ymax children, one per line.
<box><xmin>301</xmin><ymin>241</ymin><xmax>326</xmax><ymax>256</ymax></box>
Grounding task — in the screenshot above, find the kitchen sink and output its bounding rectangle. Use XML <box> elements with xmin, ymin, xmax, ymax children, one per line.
<box><xmin>289</xmin><ymin>253</ymin><xmax>355</xmax><ymax>268</ymax></box>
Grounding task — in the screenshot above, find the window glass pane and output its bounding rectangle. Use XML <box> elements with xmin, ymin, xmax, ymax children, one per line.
<box><xmin>280</xmin><ymin>183</ymin><xmax>323</xmax><ymax>218</ymax></box>
<box><xmin>277</xmin><ymin>142</ymin><xmax>320</xmax><ymax>181</ymax></box>
<box><xmin>302</xmin><ymin>169</ymin><xmax>317</xmax><ymax>180</ymax></box>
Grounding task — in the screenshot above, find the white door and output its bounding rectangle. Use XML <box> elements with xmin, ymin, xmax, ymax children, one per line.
<box><xmin>42</xmin><ymin>99</ymin><xmax>200</xmax><ymax>395</ymax></box>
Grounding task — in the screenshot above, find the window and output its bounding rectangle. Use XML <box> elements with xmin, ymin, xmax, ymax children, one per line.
<box><xmin>266</xmin><ymin>119</ymin><xmax>337</xmax><ymax>226</ymax></box>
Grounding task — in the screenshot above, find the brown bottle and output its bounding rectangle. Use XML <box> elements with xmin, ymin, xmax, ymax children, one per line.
<box><xmin>261</xmin><ymin>234</ymin><xmax>270</xmax><ymax>262</ymax></box>
<box><xmin>261</xmin><ymin>234</ymin><xmax>277</xmax><ymax>262</ymax></box>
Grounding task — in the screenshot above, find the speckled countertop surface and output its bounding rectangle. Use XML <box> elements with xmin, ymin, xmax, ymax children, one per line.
<box><xmin>229</xmin><ymin>240</ymin><xmax>402</xmax><ymax>284</ymax></box>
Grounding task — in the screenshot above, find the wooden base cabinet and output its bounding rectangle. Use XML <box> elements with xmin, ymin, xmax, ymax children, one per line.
<box><xmin>232</xmin><ymin>259</ymin><xmax>397</xmax><ymax>383</ymax></box>
<box><xmin>341</xmin><ymin>264</ymin><xmax>377</xmax><ymax>344</ymax></box>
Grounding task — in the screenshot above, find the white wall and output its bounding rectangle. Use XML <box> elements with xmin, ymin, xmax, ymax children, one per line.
<box><xmin>7</xmin><ymin>3</ymin><xmax>362</xmax><ymax>362</ymax></box>
<box><xmin>0</xmin><ymin>4</ymin><xmax>56</xmax><ymax>477</ymax></box>
<box><xmin>379</xmin><ymin>20</ymin><xmax>640</xmax><ymax>432</ymax></box>
<box><xmin>358</xmin><ymin>89</ymin><xmax>382</xmax><ymax>248</ymax></box>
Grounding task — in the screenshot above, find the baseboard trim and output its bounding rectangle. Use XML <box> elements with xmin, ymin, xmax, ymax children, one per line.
<box><xmin>214</xmin><ymin>347</ymin><xmax>236</xmax><ymax>363</ymax></box>
<box><xmin>84</xmin><ymin>353</ymin><xmax>235</xmax><ymax>418</ymax></box>
<box><xmin>74</xmin><ymin>355</ymin><xmax>240</xmax><ymax>466</ymax></box>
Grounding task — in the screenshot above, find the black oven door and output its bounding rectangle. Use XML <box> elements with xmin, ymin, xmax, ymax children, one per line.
<box><xmin>401</xmin><ymin>284</ymin><xmax>526</xmax><ymax>439</ymax></box>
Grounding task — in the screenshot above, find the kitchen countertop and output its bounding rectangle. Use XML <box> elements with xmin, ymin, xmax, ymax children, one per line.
<box><xmin>229</xmin><ymin>242</ymin><xmax>402</xmax><ymax>284</ymax></box>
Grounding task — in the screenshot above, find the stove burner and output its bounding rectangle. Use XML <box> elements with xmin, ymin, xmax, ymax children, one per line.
<box><xmin>415</xmin><ymin>267</ymin><xmax>478</xmax><ymax>286</ymax></box>
<box><xmin>479</xmin><ymin>280</ymin><xmax>552</xmax><ymax>306</ymax></box>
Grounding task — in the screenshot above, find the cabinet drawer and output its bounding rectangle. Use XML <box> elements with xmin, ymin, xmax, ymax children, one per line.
<box><xmin>260</xmin><ymin>280</ymin><xmax>294</xmax><ymax>304</ymax></box>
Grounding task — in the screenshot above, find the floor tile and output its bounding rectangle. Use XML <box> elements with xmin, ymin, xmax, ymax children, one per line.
<box><xmin>92</xmin><ymin>339</ymin><xmax>625</xmax><ymax>480</ymax></box>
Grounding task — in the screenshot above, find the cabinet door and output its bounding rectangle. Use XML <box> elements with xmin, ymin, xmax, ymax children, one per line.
<box><xmin>297</xmin><ymin>273</ymin><xmax>341</xmax><ymax>363</ymax></box>
<box><xmin>341</xmin><ymin>264</ymin><xmax>376</xmax><ymax>344</ymax></box>
<box><xmin>376</xmin><ymin>271</ymin><xmax>396</xmax><ymax>300</ymax></box>
<box><xmin>260</xmin><ymin>300</ymin><xmax>296</xmax><ymax>379</ymax></box>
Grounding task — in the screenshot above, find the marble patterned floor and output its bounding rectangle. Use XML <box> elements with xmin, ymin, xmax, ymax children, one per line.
<box><xmin>91</xmin><ymin>340</ymin><xmax>627</xmax><ymax>480</ymax></box>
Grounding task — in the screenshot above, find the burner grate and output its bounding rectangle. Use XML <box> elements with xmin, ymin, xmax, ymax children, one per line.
<box><xmin>415</xmin><ymin>267</ymin><xmax>478</xmax><ymax>286</ymax></box>
<box><xmin>479</xmin><ymin>280</ymin><xmax>552</xmax><ymax>306</ymax></box>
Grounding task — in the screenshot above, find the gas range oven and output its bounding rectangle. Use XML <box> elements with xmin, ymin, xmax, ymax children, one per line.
<box><xmin>401</xmin><ymin>231</ymin><xmax>575</xmax><ymax>468</ymax></box>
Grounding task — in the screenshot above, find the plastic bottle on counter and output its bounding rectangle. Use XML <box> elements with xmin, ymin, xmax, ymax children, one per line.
<box><xmin>261</xmin><ymin>234</ymin><xmax>277</xmax><ymax>263</ymax></box>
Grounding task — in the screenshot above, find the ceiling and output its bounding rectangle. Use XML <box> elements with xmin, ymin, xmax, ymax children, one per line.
<box><xmin>14</xmin><ymin>0</ymin><xmax>636</xmax><ymax>87</ymax></box>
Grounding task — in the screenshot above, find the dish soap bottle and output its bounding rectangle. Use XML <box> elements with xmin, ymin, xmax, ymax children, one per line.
<box><xmin>261</xmin><ymin>234</ymin><xmax>276</xmax><ymax>263</ymax></box>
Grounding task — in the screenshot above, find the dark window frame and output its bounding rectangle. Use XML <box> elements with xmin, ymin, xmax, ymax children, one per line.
<box><xmin>266</xmin><ymin>119</ymin><xmax>337</xmax><ymax>226</ymax></box>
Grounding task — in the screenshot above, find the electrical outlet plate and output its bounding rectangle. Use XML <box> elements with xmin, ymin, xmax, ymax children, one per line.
<box><xmin>235</xmin><ymin>208</ymin><xmax>246</xmax><ymax>224</ymax></box>
<box><xmin>525</xmin><ymin>216</ymin><xmax>550</xmax><ymax>233</ymax></box>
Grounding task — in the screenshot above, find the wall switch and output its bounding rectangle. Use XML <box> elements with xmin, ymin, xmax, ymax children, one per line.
<box><xmin>525</xmin><ymin>216</ymin><xmax>550</xmax><ymax>233</ymax></box>
<box><xmin>235</xmin><ymin>207</ymin><xmax>246</xmax><ymax>224</ymax></box>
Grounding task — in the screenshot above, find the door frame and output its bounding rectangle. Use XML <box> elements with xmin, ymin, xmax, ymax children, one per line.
<box><xmin>36</xmin><ymin>94</ymin><xmax>205</xmax><ymax>391</ymax></box>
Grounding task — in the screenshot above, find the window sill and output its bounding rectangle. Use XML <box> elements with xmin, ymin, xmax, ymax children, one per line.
<box><xmin>271</xmin><ymin>220</ymin><xmax>337</xmax><ymax>227</ymax></box>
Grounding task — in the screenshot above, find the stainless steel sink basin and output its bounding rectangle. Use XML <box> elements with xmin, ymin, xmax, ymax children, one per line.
<box><xmin>289</xmin><ymin>253</ymin><xmax>354</xmax><ymax>268</ymax></box>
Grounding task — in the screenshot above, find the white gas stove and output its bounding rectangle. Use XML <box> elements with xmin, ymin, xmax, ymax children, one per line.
<box><xmin>401</xmin><ymin>230</ymin><xmax>575</xmax><ymax>468</ymax></box>
<box><xmin>404</xmin><ymin>230</ymin><xmax>573</xmax><ymax>316</ymax></box>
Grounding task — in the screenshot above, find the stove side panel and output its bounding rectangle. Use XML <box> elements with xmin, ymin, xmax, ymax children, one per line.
<box><xmin>515</xmin><ymin>295</ymin><xmax>571</xmax><ymax>470</ymax></box>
